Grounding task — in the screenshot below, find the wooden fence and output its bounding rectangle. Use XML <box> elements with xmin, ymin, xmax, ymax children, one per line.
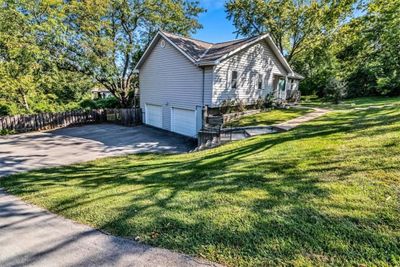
<box><xmin>0</xmin><ymin>108</ymin><xmax>142</xmax><ymax>134</ymax></box>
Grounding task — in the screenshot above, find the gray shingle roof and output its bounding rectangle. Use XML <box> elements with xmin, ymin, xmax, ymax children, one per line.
<box><xmin>161</xmin><ymin>31</ymin><xmax>260</xmax><ymax>64</ymax></box>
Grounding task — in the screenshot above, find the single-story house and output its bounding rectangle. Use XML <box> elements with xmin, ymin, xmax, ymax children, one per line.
<box><xmin>134</xmin><ymin>31</ymin><xmax>303</xmax><ymax>138</ymax></box>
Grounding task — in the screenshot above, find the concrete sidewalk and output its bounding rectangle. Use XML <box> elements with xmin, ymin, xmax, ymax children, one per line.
<box><xmin>274</xmin><ymin>108</ymin><xmax>329</xmax><ymax>131</ymax></box>
<box><xmin>0</xmin><ymin>190</ymin><xmax>220</xmax><ymax>267</ymax></box>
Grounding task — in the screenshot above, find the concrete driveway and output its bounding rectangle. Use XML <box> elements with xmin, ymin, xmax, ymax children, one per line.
<box><xmin>0</xmin><ymin>124</ymin><xmax>218</xmax><ymax>267</ymax></box>
<box><xmin>0</xmin><ymin>124</ymin><xmax>195</xmax><ymax>177</ymax></box>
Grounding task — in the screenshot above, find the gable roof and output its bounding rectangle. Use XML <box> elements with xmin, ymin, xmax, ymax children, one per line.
<box><xmin>161</xmin><ymin>31</ymin><xmax>262</xmax><ymax>63</ymax></box>
<box><xmin>134</xmin><ymin>31</ymin><xmax>299</xmax><ymax>77</ymax></box>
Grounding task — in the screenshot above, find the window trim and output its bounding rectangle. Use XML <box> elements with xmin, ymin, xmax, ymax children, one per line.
<box><xmin>257</xmin><ymin>73</ymin><xmax>263</xmax><ymax>90</ymax></box>
<box><xmin>230</xmin><ymin>70</ymin><xmax>238</xmax><ymax>89</ymax></box>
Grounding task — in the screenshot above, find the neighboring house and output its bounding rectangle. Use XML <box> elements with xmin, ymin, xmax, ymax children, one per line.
<box><xmin>134</xmin><ymin>31</ymin><xmax>303</xmax><ymax>138</ymax></box>
<box><xmin>91</xmin><ymin>88</ymin><xmax>112</xmax><ymax>99</ymax></box>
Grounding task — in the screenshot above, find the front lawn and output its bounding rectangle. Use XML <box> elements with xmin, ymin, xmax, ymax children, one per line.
<box><xmin>1</xmin><ymin>99</ymin><xmax>399</xmax><ymax>266</ymax></box>
<box><xmin>302</xmin><ymin>95</ymin><xmax>400</xmax><ymax>110</ymax></box>
<box><xmin>225</xmin><ymin>108</ymin><xmax>312</xmax><ymax>127</ymax></box>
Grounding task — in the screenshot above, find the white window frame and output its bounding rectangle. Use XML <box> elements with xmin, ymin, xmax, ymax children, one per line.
<box><xmin>230</xmin><ymin>70</ymin><xmax>238</xmax><ymax>89</ymax></box>
<box><xmin>257</xmin><ymin>73</ymin><xmax>263</xmax><ymax>91</ymax></box>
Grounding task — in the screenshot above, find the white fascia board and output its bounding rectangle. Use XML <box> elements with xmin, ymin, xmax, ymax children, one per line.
<box><xmin>264</xmin><ymin>36</ymin><xmax>294</xmax><ymax>75</ymax></box>
<box><xmin>288</xmin><ymin>74</ymin><xmax>305</xmax><ymax>80</ymax></box>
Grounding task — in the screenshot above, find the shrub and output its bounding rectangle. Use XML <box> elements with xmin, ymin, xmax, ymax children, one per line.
<box><xmin>219</xmin><ymin>100</ymin><xmax>229</xmax><ymax>114</ymax></box>
<box><xmin>236</xmin><ymin>99</ymin><xmax>246</xmax><ymax>112</ymax></box>
<box><xmin>0</xmin><ymin>104</ymin><xmax>11</xmax><ymax>116</ymax></box>
<box><xmin>323</xmin><ymin>77</ymin><xmax>348</xmax><ymax>104</ymax></box>
<box><xmin>79</xmin><ymin>99</ymin><xmax>98</xmax><ymax>109</ymax></box>
<box><xmin>255</xmin><ymin>97</ymin><xmax>265</xmax><ymax>109</ymax></box>
<box><xmin>79</xmin><ymin>96</ymin><xmax>120</xmax><ymax>110</ymax></box>
<box><xmin>219</xmin><ymin>99</ymin><xmax>235</xmax><ymax>114</ymax></box>
<box><xmin>0</xmin><ymin>129</ymin><xmax>16</xmax><ymax>136</ymax></box>
<box><xmin>264</xmin><ymin>94</ymin><xmax>274</xmax><ymax>108</ymax></box>
<box><xmin>95</xmin><ymin>97</ymin><xmax>120</xmax><ymax>109</ymax></box>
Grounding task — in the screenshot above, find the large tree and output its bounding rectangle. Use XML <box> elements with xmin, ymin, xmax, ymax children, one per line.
<box><xmin>225</xmin><ymin>0</ymin><xmax>356</xmax><ymax>63</ymax></box>
<box><xmin>53</xmin><ymin>0</ymin><xmax>204</xmax><ymax>107</ymax></box>
<box><xmin>0</xmin><ymin>0</ymin><xmax>94</xmax><ymax>114</ymax></box>
<box><xmin>318</xmin><ymin>0</ymin><xmax>400</xmax><ymax>97</ymax></box>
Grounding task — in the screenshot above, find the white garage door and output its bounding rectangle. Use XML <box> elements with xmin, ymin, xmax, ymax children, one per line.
<box><xmin>145</xmin><ymin>104</ymin><xmax>162</xmax><ymax>128</ymax></box>
<box><xmin>171</xmin><ymin>108</ymin><xmax>197</xmax><ymax>137</ymax></box>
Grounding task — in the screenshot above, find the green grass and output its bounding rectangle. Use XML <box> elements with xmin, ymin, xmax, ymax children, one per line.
<box><xmin>302</xmin><ymin>95</ymin><xmax>400</xmax><ymax>110</ymax></box>
<box><xmin>225</xmin><ymin>108</ymin><xmax>312</xmax><ymax>127</ymax></box>
<box><xmin>1</xmin><ymin>99</ymin><xmax>400</xmax><ymax>266</ymax></box>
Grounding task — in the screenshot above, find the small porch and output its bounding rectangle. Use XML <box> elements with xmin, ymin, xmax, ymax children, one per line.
<box><xmin>272</xmin><ymin>73</ymin><xmax>303</xmax><ymax>102</ymax></box>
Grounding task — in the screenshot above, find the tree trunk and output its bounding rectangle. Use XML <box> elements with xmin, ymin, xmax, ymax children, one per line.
<box><xmin>18</xmin><ymin>88</ymin><xmax>30</xmax><ymax>112</ymax></box>
<box><xmin>103</xmin><ymin>82</ymin><xmax>136</xmax><ymax>108</ymax></box>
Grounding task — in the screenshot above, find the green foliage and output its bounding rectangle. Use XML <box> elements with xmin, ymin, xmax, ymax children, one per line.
<box><xmin>80</xmin><ymin>97</ymin><xmax>121</xmax><ymax>109</ymax></box>
<box><xmin>235</xmin><ymin>98</ymin><xmax>246</xmax><ymax>112</ymax></box>
<box><xmin>264</xmin><ymin>93</ymin><xmax>274</xmax><ymax>108</ymax></box>
<box><xmin>0</xmin><ymin>0</ymin><xmax>204</xmax><ymax>113</ymax></box>
<box><xmin>255</xmin><ymin>97</ymin><xmax>264</xmax><ymax>110</ymax></box>
<box><xmin>95</xmin><ymin>97</ymin><xmax>121</xmax><ymax>109</ymax></box>
<box><xmin>0</xmin><ymin>129</ymin><xmax>16</xmax><ymax>136</ymax></box>
<box><xmin>226</xmin><ymin>0</ymin><xmax>400</xmax><ymax>99</ymax></box>
<box><xmin>79</xmin><ymin>99</ymin><xmax>98</xmax><ymax>110</ymax></box>
<box><xmin>331</xmin><ymin>0</ymin><xmax>400</xmax><ymax>97</ymax></box>
<box><xmin>226</xmin><ymin>0</ymin><xmax>355</xmax><ymax>63</ymax></box>
<box><xmin>0</xmin><ymin>104</ymin><xmax>11</xmax><ymax>116</ymax></box>
<box><xmin>219</xmin><ymin>99</ymin><xmax>236</xmax><ymax>114</ymax></box>
<box><xmin>323</xmin><ymin>77</ymin><xmax>348</xmax><ymax>104</ymax></box>
<box><xmin>0</xmin><ymin>0</ymin><xmax>94</xmax><ymax>115</ymax></box>
<box><xmin>55</xmin><ymin>0</ymin><xmax>204</xmax><ymax>107</ymax></box>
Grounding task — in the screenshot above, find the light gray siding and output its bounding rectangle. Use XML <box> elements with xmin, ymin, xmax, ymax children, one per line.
<box><xmin>139</xmin><ymin>37</ymin><xmax>212</xmax><ymax>132</ymax></box>
<box><xmin>203</xmin><ymin>66</ymin><xmax>213</xmax><ymax>106</ymax></box>
<box><xmin>211</xmin><ymin>41</ymin><xmax>288</xmax><ymax>107</ymax></box>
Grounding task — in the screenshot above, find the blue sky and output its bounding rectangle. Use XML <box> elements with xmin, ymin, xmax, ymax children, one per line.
<box><xmin>192</xmin><ymin>0</ymin><xmax>239</xmax><ymax>43</ymax></box>
<box><xmin>193</xmin><ymin>0</ymin><xmax>364</xmax><ymax>43</ymax></box>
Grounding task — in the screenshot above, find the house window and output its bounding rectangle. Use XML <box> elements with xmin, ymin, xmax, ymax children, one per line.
<box><xmin>231</xmin><ymin>71</ymin><xmax>238</xmax><ymax>89</ymax></box>
<box><xmin>257</xmin><ymin>73</ymin><xmax>263</xmax><ymax>90</ymax></box>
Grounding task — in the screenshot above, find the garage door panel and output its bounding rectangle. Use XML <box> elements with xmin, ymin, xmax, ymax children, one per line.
<box><xmin>172</xmin><ymin>108</ymin><xmax>196</xmax><ymax>137</ymax></box>
<box><xmin>146</xmin><ymin>104</ymin><xmax>162</xmax><ymax>128</ymax></box>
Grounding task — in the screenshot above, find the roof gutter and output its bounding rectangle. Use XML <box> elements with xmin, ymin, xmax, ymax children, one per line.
<box><xmin>288</xmin><ymin>74</ymin><xmax>305</xmax><ymax>80</ymax></box>
<box><xmin>196</xmin><ymin>60</ymin><xmax>218</xmax><ymax>67</ymax></box>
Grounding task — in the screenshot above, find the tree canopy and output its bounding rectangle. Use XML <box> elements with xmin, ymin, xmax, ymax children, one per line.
<box><xmin>55</xmin><ymin>0</ymin><xmax>204</xmax><ymax>107</ymax></box>
<box><xmin>0</xmin><ymin>0</ymin><xmax>94</xmax><ymax>114</ymax></box>
<box><xmin>226</xmin><ymin>0</ymin><xmax>400</xmax><ymax>98</ymax></box>
<box><xmin>0</xmin><ymin>0</ymin><xmax>204</xmax><ymax>114</ymax></box>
